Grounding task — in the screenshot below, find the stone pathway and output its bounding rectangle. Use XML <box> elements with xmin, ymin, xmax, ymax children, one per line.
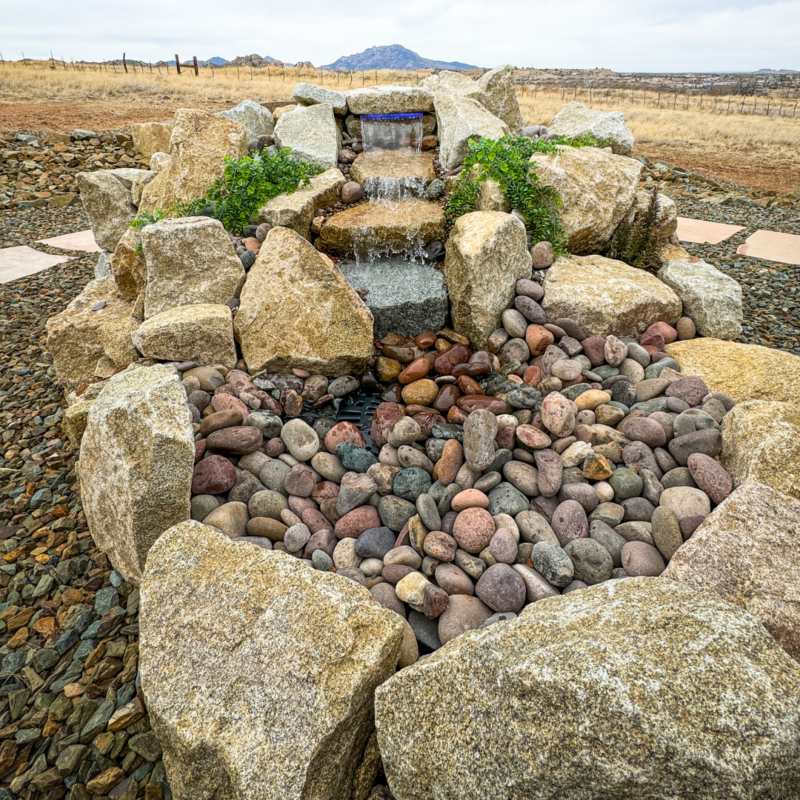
<box><xmin>736</xmin><ymin>230</ymin><xmax>800</xmax><ymax>267</ymax></box>
<box><xmin>0</xmin><ymin>229</ymin><xmax>97</xmax><ymax>284</ymax></box>
<box><xmin>675</xmin><ymin>217</ymin><xmax>743</xmax><ymax>245</ymax></box>
<box><xmin>36</xmin><ymin>230</ymin><xmax>101</xmax><ymax>253</ymax></box>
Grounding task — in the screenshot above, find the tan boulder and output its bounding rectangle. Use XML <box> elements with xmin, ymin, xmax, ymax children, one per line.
<box><xmin>476</xmin><ymin>64</ymin><xmax>524</xmax><ymax>134</ymax></box>
<box><xmin>346</xmin><ymin>85</ymin><xmax>434</xmax><ymax>115</ymax></box>
<box><xmin>141</xmin><ymin>217</ymin><xmax>245</xmax><ymax>319</ymax></box>
<box><xmin>80</xmin><ymin>365</ymin><xmax>194</xmax><ymax>584</ymax></box>
<box><xmin>542</xmin><ymin>254</ymin><xmax>682</xmax><ymax>337</ymax></box>
<box><xmin>76</xmin><ymin>170</ymin><xmax>137</xmax><ymax>252</ymax></box>
<box><xmin>234</xmin><ymin>227</ymin><xmax>374</xmax><ymax>376</ymax></box>
<box><xmin>444</xmin><ymin>211</ymin><xmax>531</xmax><ymax>348</ymax></box>
<box><xmin>139</xmin><ymin>109</ymin><xmax>248</xmax><ymax>214</ymax></box>
<box><xmin>665</xmin><ymin>339</ymin><xmax>800</xmax><ymax>405</ymax></box>
<box><xmin>131</xmin><ymin>121</ymin><xmax>173</xmax><ymax>159</ymax></box>
<box><xmin>62</xmin><ymin>381</ymin><xmax>108</xmax><ymax>447</ymax></box>
<box><xmin>663</xmin><ymin>480</ymin><xmax>800</xmax><ymax>660</ymax></box>
<box><xmin>548</xmin><ymin>101</ymin><xmax>635</xmax><ymax>156</ymax></box>
<box><xmin>258</xmin><ymin>168</ymin><xmax>345</xmax><ymax>238</ymax></box>
<box><xmin>476</xmin><ymin>177</ymin><xmax>510</xmax><ymax>212</ymax></box>
<box><xmin>45</xmin><ymin>277</ymin><xmax>139</xmax><ymax>394</ymax></box>
<box><xmin>420</xmin><ymin>71</ymin><xmax>484</xmax><ymax>102</ymax></box>
<box><xmin>110</xmin><ymin>227</ymin><xmax>146</xmax><ymax>300</ymax></box>
<box><xmin>530</xmin><ymin>145</ymin><xmax>642</xmax><ymax>253</ymax></box>
<box><xmin>273</xmin><ymin>103</ymin><xmax>340</xmax><ymax>170</ymax></box>
<box><xmin>140</xmin><ymin>522</ymin><xmax>404</xmax><ymax>800</ymax></box>
<box><xmin>133</xmin><ymin>304</ymin><xmax>237</xmax><ymax>368</ymax></box>
<box><xmin>720</xmin><ymin>400</ymin><xmax>800</xmax><ymax>500</ymax></box>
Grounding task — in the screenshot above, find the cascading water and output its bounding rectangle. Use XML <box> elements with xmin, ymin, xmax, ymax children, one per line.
<box><xmin>361</xmin><ymin>113</ymin><xmax>423</xmax><ymax>153</ymax></box>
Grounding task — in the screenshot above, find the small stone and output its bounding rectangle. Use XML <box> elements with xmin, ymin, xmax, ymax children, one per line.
<box><xmin>531</xmin><ymin>541</ymin><xmax>574</xmax><ymax>587</ymax></box>
<box><xmin>550</xmin><ymin>500</ymin><xmax>588</xmax><ymax>546</ymax></box>
<box><xmin>564</xmin><ymin>538</ymin><xmax>614</xmax><ymax>584</ymax></box>
<box><xmin>621</xmin><ymin>541</ymin><xmax>666</xmax><ymax>576</ymax></box>
<box><xmin>475</xmin><ymin>563</ymin><xmax>526</xmax><ymax>613</ymax></box>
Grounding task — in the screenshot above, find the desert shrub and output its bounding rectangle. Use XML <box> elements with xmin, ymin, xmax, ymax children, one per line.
<box><xmin>606</xmin><ymin>184</ymin><xmax>664</xmax><ymax>273</ymax></box>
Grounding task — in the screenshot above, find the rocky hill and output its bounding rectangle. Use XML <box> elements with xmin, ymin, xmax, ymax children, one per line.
<box><xmin>321</xmin><ymin>44</ymin><xmax>477</xmax><ymax>71</ymax></box>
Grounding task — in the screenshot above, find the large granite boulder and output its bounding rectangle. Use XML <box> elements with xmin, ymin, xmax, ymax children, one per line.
<box><xmin>110</xmin><ymin>226</ymin><xmax>146</xmax><ymax>301</ymax></box>
<box><xmin>530</xmin><ymin>145</ymin><xmax>642</xmax><ymax>253</ymax></box>
<box><xmin>293</xmin><ymin>83</ymin><xmax>347</xmax><ymax>114</ymax></box>
<box><xmin>80</xmin><ymin>365</ymin><xmax>194</xmax><ymax>584</ymax></box>
<box><xmin>665</xmin><ymin>339</ymin><xmax>800</xmax><ymax>405</ymax></box>
<box><xmin>548</xmin><ymin>101</ymin><xmax>635</xmax><ymax>156</ymax></box>
<box><xmin>234</xmin><ymin>226</ymin><xmax>374</xmax><ymax>376</ymax></box>
<box><xmin>543</xmin><ymin>254</ymin><xmax>682</xmax><ymax>337</ymax></box>
<box><xmin>139</xmin><ymin>108</ymin><xmax>248</xmax><ymax>214</ymax></box>
<box><xmin>45</xmin><ymin>277</ymin><xmax>139</xmax><ymax>394</ymax></box>
<box><xmin>720</xmin><ymin>400</ymin><xmax>800</xmax><ymax>500</ymax></box>
<box><xmin>444</xmin><ymin>211</ymin><xmax>531</xmax><ymax>348</ymax></box>
<box><xmin>657</xmin><ymin>258</ymin><xmax>743</xmax><ymax>340</ymax></box>
<box><xmin>133</xmin><ymin>304</ymin><xmax>237</xmax><ymax>368</ymax></box>
<box><xmin>434</xmin><ymin>90</ymin><xmax>510</xmax><ymax>171</ymax></box>
<box><xmin>420</xmin><ymin>72</ymin><xmax>484</xmax><ymax>102</ymax></box>
<box><xmin>664</xmin><ymin>480</ymin><xmax>800</xmax><ymax>661</ymax></box>
<box><xmin>218</xmin><ymin>99</ymin><xmax>275</xmax><ymax>139</ymax></box>
<box><xmin>476</xmin><ymin>64</ymin><xmax>524</xmax><ymax>134</ymax></box>
<box><xmin>141</xmin><ymin>217</ymin><xmax>246</xmax><ymax>319</ymax></box>
<box><xmin>131</xmin><ymin>121</ymin><xmax>173</xmax><ymax>159</ymax></box>
<box><xmin>375</xmin><ymin>578</ymin><xmax>800</xmax><ymax>799</ymax></box>
<box><xmin>346</xmin><ymin>86</ymin><xmax>434</xmax><ymax>115</ymax></box>
<box><xmin>274</xmin><ymin>103</ymin><xmax>340</xmax><ymax>170</ymax></box>
<box><xmin>140</xmin><ymin>521</ymin><xmax>404</xmax><ymax>800</ymax></box>
<box><xmin>76</xmin><ymin>170</ymin><xmax>137</xmax><ymax>252</ymax></box>
<box><xmin>258</xmin><ymin>168</ymin><xmax>345</xmax><ymax>238</ymax></box>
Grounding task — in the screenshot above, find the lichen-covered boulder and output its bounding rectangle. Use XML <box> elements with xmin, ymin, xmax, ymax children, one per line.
<box><xmin>234</xmin><ymin>226</ymin><xmax>374</xmax><ymax>376</ymax></box>
<box><xmin>258</xmin><ymin>168</ymin><xmax>345</xmax><ymax>238</ymax></box>
<box><xmin>444</xmin><ymin>211</ymin><xmax>531</xmax><ymax>348</ymax></box>
<box><xmin>274</xmin><ymin>103</ymin><xmax>340</xmax><ymax>170</ymax></box>
<box><xmin>45</xmin><ymin>276</ymin><xmax>139</xmax><ymax>394</ymax></box>
<box><xmin>543</xmin><ymin>254</ymin><xmax>682</xmax><ymax>337</ymax></box>
<box><xmin>80</xmin><ymin>365</ymin><xmax>194</xmax><ymax>584</ymax></box>
<box><xmin>110</xmin><ymin>226</ymin><xmax>146</xmax><ymax>301</ymax></box>
<box><xmin>139</xmin><ymin>108</ymin><xmax>248</xmax><ymax>214</ymax></box>
<box><xmin>346</xmin><ymin>86</ymin><xmax>434</xmax><ymax>115</ymax></box>
<box><xmin>218</xmin><ymin>99</ymin><xmax>275</xmax><ymax>139</ymax></box>
<box><xmin>720</xmin><ymin>400</ymin><xmax>800</xmax><ymax>500</ymax></box>
<box><xmin>664</xmin><ymin>480</ymin><xmax>800</xmax><ymax>661</ymax></box>
<box><xmin>530</xmin><ymin>145</ymin><xmax>642</xmax><ymax>253</ymax></box>
<box><xmin>665</xmin><ymin>339</ymin><xmax>800</xmax><ymax>405</ymax></box>
<box><xmin>141</xmin><ymin>217</ymin><xmax>245</xmax><ymax>319</ymax></box>
<box><xmin>375</xmin><ymin>578</ymin><xmax>800</xmax><ymax>800</ymax></box>
<box><xmin>293</xmin><ymin>83</ymin><xmax>347</xmax><ymax>114</ymax></box>
<box><xmin>476</xmin><ymin>64</ymin><xmax>524</xmax><ymax>134</ymax></box>
<box><xmin>131</xmin><ymin>121</ymin><xmax>173</xmax><ymax>159</ymax></box>
<box><xmin>657</xmin><ymin>258</ymin><xmax>743</xmax><ymax>340</ymax></box>
<box><xmin>140</xmin><ymin>521</ymin><xmax>404</xmax><ymax>800</ymax></box>
<box><xmin>133</xmin><ymin>304</ymin><xmax>237</xmax><ymax>368</ymax></box>
<box><xmin>76</xmin><ymin>170</ymin><xmax>137</xmax><ymax>252</ymax></box>
<box><xmin>548</xmin><ymin>101</ymin><xmax>635</xmax><ymax>156</ymax></box>
<box><xmin>434</xmin><ymin>90</ymin><xmax>510</xmax><ymax>171</ymax></box>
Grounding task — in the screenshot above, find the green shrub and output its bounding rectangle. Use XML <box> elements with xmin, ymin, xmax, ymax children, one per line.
<box><xmin>606</xmin><ymin>184</ymin><xmax>664</xmax><ymax>273</ymax></box>
<box><xmin>128</xmin><ymin>208</ymin><xmax>165</xmax><ymax>229</ymax></box>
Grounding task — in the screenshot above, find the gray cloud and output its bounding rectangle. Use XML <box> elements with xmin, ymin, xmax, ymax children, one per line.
<box><xmin>2</xmin><ymin>0</ymin><xmax>798</xmax><ymax>71</ymax></box>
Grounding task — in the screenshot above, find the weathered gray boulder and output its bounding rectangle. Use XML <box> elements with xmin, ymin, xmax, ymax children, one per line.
<box><xmin>140</xmin><ymin>521</ymin><xmax>404</xmax><ymax>800</ymax></box>
<box><xmin>476</xmin><ymin>64</ymin><xmax>524</xmax><ymax>134</ymax></box>
<box><xmin>346</xmin><ymin>86</ymin><xmax>434</xmax><ymax>115</ymax></box>
<box><xmin>548</xmin><ymin>101</ymin><xmax>635</xmax><ymax>156</ymax></box>
<box><xmin>530</xmin><ymin>145</ymin><xmax>642</xmax><ymax>253</ymax></box>
<box><xmin>657</xmin><ymin>258</ymin><xmax>743</xmax><ymax>340</ymax></box>
<box><xmin>80</xmin><ymin>365</ymin><xmax>194</xmax><ymax>584</ymax></box>
<box><xmin>434</xmin><ymin>90</ymin><xmax>510</xmax><ymax>171</ymax></box>
<box><xmin>664</xmin><ymin>480</ymin><xmax>800</xmax><ymax>661</ymax></box>
<box><xmin>293</xmin><ymin>82</ymin><xmax>347</xmax><ymax>114</ymax></box>
<box><xmin>274</xmin><ymin>103</ymin><xmax>340</xmax><ymax>170</ymax></box>
<box><xmin>375</xmin><ymin>578</ymin><xmax>800</xmax><ymax>800</ymax></box>
<box><xmin>543</xmin><ymin>254</ymin><xmax>682</xmax><ymax>337</ymax></box>
<box><xmin>444</xmin><ymin>211</ymin><xmax>531</xmax><ymax>348</ymax></box>
<box><xmin>76</xmin><ymin>170</ymin><xmax>137</xmax><ymax>252</ymax></box>
<box><xmin>218</xmin><ymin>99</ymin><xmax>275</xmax><ymax>139</ymax></box>
<box><xmin>235</xmin><ymin>226</ymin><xmax>374</xmax><ymax>376</ymax></box>
<box><xmin>141</xmin><ymin>217</ymin><xmax>245</xmax><ymax>319</ymax></box>
<box><xmin>133</xmin><ymin>304</ymin><xmax>237</xmax><ymax>368</ymax></box>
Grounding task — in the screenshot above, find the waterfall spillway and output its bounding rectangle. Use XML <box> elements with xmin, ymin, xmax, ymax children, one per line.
<box><xmin>361</xmin><ymin>113</ymin><xmax>424</xmax><ymax>153</ymax></box>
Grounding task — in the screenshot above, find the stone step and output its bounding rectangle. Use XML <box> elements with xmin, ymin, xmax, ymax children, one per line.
<box><xmin>350</xmin><ymin>150</ymin><xmax>436</xmax><ymax>200</ymax></box>
<box><xmin>338</xmin><ymin>258</ymin><xmax>448</xmax><ymax>337</ymax></box>
<box><xmin>317</xmin><ymin>200</ymin><xmax>446</xmax><ymax>258</ymax></box>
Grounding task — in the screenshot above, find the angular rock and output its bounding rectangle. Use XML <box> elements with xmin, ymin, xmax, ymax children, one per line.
<box><xmin>131</xmin><ymin>121</ymin><xmax>174</xmax><ymax>159</ymax></box>
<box><xmin>218</xmin><ymin>99</ymin><xmax>275</xmax><ymax>139</ymax></box>
<box><xmin>657</xmin><ymin>259</ymin><xmax>743</xmax><ymax>340</ymax></box>
<box><xmin>293</xmin><ymin>83</ymin><xmax>347</xmax><ymax>114</ymax></box>
<box><xmin>444</xmin><ymin>211</ymin><xmax>531</xmax><ymax>348</ymax></box>
<box><xmin>80</xmin><ymin>365</ymin><xmax>194</xmax><ymax>583</ymax></box>
<box><xmin>141</xmin><ymin>217</ymin><xmax>246</xmax><ymax>319</ymax></box>
<box><xmin>375</xmin><ymin>578</ymin><xmax>800</xmax><ymax>799</ymax></box>
<box><xmin>133</xmin><ymin>304</ymin><xmax>237</xmax><ymax>368</ymax></box>
<box><xmin>274</xmin><ymin>103</ymin><xmax>340</xmax><ymax>170</ymax></box>
<box><xmin>76</xmin><ymin>170</ymin><xmax>137</xmax><ymax>252</ymax></box>
<box><xmin>543</xmin><ymin>254</ymin><xmax>682</xmax><ymax>338</ymax></box>
<box><xmin>421</xmin><ymin>71</ymin><xmax>485</xmax><ymax>102</ymax></box>
<box><xmin>235</xmin><ymin>226</ymin><xmax>373</xmax><ymax>376</ymax></box>
<box><xmin>110</xmin><ymin>226</ymin><xmax>146</xmax><ymax>301</ymax></box>
<box><xmin>141</xmin><ymin>522</ymin><xmax>404</xmax><ymax>800</ymax></box>
<box><xmin>476</xmin><ymin>65</ymin><xmax>524</xmax><ymax>134</ymax></box>
<box><xmin>346</xmin><ymin>86</ymin><xmax>434</xmax><ymax>115</ymax></box>
<box><xmin>530</xmin><ymin>146</ymin><xmax>642</xmax><ymax>253</ymax></box>
<box><xmin>548</xmin><ymin>101</ymin><xmax>635</xmax><ymax>156</ymax></box>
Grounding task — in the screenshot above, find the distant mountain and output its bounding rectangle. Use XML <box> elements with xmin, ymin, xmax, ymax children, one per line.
<box><xmin>755</xmin><ymin>68</ymin><xmax>798</xmax><ymax>74</ymax></box>
<box><xmin>321</xmin><ymin>44</ymin><xmax>478</xmax><ymax>72</ymax></box>
<box><xmin>228</xmin><ymin>54</ymin><xmax>279</xmax><ymax>67</ymax></box>
<box><xmin>202</xmin><ymin>57</ymin><xmax>229</xmax><ymax>66</ymax></box>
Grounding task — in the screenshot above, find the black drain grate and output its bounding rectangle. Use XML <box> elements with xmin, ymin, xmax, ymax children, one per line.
<box><xmin>301</xmin><ymin>391</ymin><xmax>383</xmax><ymax>452</ymax></box>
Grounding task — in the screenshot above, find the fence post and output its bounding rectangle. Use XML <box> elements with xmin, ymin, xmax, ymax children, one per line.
<box><xmin>193</xmin><ymin>56</ymin><xmax>199</xmax><ymax>76</ymax></box>
<box><xmin>175</xmin><ymin>55</ymin><xmax>181</xmax><ymax>75</ymax></box>
<box><xmin>22</xmin><ymin>52</ymin><xmax>28</xmax><ymax>67</ymax></box>
<box><xmin>123</xmin><ymin>53</ymin><xmax>128</xmax><ymax>73</ymax></box>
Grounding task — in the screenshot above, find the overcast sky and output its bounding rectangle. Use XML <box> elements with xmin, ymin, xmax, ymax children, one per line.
<box><xmin>3</xmin><ymin>0</ymin><xmax>799</xmax><ymax>72</ymax></box>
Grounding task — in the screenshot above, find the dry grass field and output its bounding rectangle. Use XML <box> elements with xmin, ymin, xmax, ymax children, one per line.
<box><xmin>2</xmin><ymin>62</ymin><xmax>799</xmax><ymax>192</ymax></box>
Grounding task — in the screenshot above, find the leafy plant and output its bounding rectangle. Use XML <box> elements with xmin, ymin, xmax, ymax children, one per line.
<box><xmin>178</xmin><ymin>149</ymin><xmax>324</xmax><ymax>233</ymax></box>
<box><xmin>128</xmin><ymin>208</ymin><xmax>165</xmax><ymax>229</ymax></box>
<box><xmin>606</xmin><ymin>184</ymin><xmax>664</xmax><ymax>273</ymax></box>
